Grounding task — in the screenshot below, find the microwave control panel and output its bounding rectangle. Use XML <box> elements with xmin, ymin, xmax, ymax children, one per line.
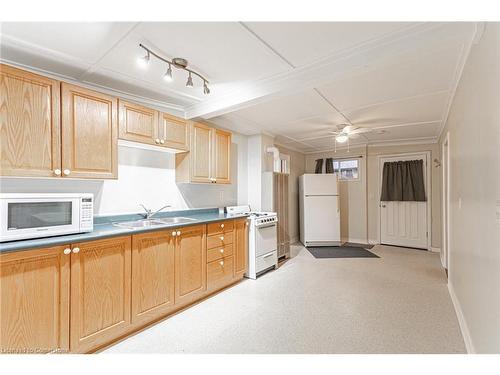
<box><xmin>80</xmin><ymin>197</ymin><xmax>94</xmax><ymax>232</ymax></box>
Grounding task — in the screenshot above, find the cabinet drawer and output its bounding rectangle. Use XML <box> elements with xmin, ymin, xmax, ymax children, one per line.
<box><xmin>207</xmin><ymin>244</ymin><xmax>233</xmax><ymax>263</ymax></box>
<box><xmin>207</xmin><ymin>232</ymin><xmax>233</xmax><ymax>249</ymax></box>
<box><xmin>207</xmin><ymin>220</ymin><xmax>234</xmax><ymax>235</ymax></box>
<box><xmin>207</xmin><ymin>256</ymin><xmax>234</xmax><ymax>289</ymax></box>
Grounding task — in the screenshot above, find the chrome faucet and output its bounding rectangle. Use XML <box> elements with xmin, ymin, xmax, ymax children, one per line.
<box><xmin>140</xmin><ymin>204</ymin><xmax>171</xmax><ymax>219</ymax></box>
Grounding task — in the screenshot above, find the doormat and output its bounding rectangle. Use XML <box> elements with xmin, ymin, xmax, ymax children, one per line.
<box><xmin>307</xmin><ymin>246</ymin><xmax>380</xmax><ymax>259</ymax></box>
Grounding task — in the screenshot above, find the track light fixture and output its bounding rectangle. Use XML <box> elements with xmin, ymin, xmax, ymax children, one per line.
<box><xmin>163</xmin><ymin>63</ymin><xmax>173</xmax><ymax>82</ymax></box>
<box><xmin>137</xmin><ymin>44</ymin><xmax>210</xmax><ymax>94</ymax></box>
<box><xmin>186</xmin><ymin>72</ymin><xmax>193</xmax><ymax>87</ymax></box>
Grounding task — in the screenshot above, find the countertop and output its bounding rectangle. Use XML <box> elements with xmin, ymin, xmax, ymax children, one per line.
<box><xmin>0</xmin><ymin>208</ymin><xmax>248</xmax><ymax>254</ymax></box>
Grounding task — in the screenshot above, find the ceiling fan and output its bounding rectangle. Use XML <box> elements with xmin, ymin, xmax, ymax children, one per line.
<box><xmin>329</xmin><ymin>124</ymin><xmax>373</xmax><ymax>143</ymax></box>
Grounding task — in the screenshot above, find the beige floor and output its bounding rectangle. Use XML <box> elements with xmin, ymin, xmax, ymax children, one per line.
<box><xmin>103</xmin><ymin>244</ymin><xmax>466</xmax><ymax>354</ymax></box>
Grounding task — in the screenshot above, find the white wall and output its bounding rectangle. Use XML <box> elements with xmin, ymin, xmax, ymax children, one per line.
<box><xmin>0</xmin><ymin>132</ymin><xmax>249</xmax><ymax>216</ymax></box>
<box><xmin>439</xmin><ymin>23</ymin><xmax>500</xmax><ymax>353</ymax></box>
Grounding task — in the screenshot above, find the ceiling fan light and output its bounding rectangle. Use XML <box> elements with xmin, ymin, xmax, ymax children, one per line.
<box><xmin>336</xmin><ymin>134</ymin><xmax>348</xmax><ymax>143</ymax></box>
<box><xmin>137</xmin><ymin>51</ymin><xmax>150</xmax><ymax>69</ymax></box>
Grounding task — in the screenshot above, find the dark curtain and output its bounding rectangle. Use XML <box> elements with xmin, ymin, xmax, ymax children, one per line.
<box><xmin>325</xmin><ymin>158</ymin><xmax>334</xmax><ymax>174</ymax></box>
<box><xmin>314</xmin><ymin>159</ymin><xmax>324</xmax><ymax>174</ymax></box>
<box><xmin>380</xmin><ymin>159</ymin><xmax>426</xmax><ymax>201</ymax></box>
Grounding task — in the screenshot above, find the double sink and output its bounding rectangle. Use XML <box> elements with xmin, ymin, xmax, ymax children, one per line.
<box><xmin>113</xmin><ymin>216</ymin><xmax>197</xmax><ymax>229</ymax></box>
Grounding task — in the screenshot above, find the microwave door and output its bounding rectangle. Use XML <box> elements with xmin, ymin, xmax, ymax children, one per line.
<box><xmin>1</xmin><ymin>198</ymin><xmax>79</xmax><ymax>241</ymax></box>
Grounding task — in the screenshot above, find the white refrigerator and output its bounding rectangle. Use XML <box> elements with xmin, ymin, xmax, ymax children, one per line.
<box><xmin>299</xmin><ymin>173</ymin><xmax>341</xmax><ymax>247</ymax></box>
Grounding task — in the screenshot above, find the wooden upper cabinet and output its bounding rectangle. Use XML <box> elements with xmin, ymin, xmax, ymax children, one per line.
<box><xmin>160</xmin><ymin>113</ymin><xmax>188</xmax><ymax>151</ymax></box>
<box><xmin>0</xmin><ymin>64</ymin><xmax>61</xmax><ymax>177</ymax></box>
<box><xmin>131</xmin><ymin>230</ymin><xmax>176</xmax><ymax>326</ymax></box>
<box><xmin>176</xmin><ymin>122</ymin><xmax>232</xmax><ymax>184</ymax></box>
<box><xmin>118</xmin><ymin>100</ymin><xmax>159</xmax><ymax>146</ymax></box>
<box><xmin>0</xmin><ymin>246</ymin><xmax>70</xmax><ymax>354</ymax></box>
<box><xmin>70</xmin><ymin>236</ymin><xmax>131</xmax><ymax>353</ymax></box>
<box><xmin>213</xmin><ymin>128</ymin><xmax>231</xmax><ymax>184</ymax></box>
<box><xmin>190</xmin><ymin>122</ymin><xmax>212</xmax><ymax>183</ymax></box>
<box><xmin>233</xmin><ymin>219</ymin><xmax>249</xmax><ymax>278</ymax></box>
<box><xmin>175</xmin><ymin>224</ymin><xmax>207</xmax><ymax>306</ymax></box>
<box><xmin>61</xmin><ymin>83</ymin><xmax>118</xmax><ymax>179</ymax></box>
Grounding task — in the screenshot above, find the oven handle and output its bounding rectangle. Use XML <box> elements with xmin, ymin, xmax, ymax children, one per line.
<box><xmin>256</xmin><ymin>223</ymin><xmax>277</xmax><ymax>229</ymax></box>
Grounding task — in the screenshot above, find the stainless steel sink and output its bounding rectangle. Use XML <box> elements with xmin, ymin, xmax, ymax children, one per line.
<box><xmin>112</xmin><ymin>219</ymin><xmax>165</xmax><ymax>229</ymax></box>
<box><xmin>154</xmin><ymin>217</ymin><xmax>197</xmax><ymax>224</ymax></box>
<box><xmin>112</xmin><ymin>217</ymin><xmax>197</xmax><ymax>229</ymax></box>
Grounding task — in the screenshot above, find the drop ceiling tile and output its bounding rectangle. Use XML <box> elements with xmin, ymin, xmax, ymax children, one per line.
<box><xmin>244</xmin><ymin>22</ymin><xmax>413</xmax><ymax>67</ymax></box>
<box><xmin>363</xmin><ymin>122</ymin><xmax>440</xmax><ymax>141</ymax></box>
<box><xmin>1</xmin><ymin>22</ymin><xmax>136</xmax><ymax>64</ymax></box>
<box><xmin>345</xmin><ymin>91</ymin><xmax>448</xmax><ymax>128</ymax></box>
<box><xmin>317</xmin><ymin>41</ymin><xmax>463</xmax><ymax>111</ymax></box>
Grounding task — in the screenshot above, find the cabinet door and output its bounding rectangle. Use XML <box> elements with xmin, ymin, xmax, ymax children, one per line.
<box><xmin>0</xmin><ymin>246</ymin><xmax>70</xmax><ymax>353</ymax></box>
<box><xmin>233</xmin><ymin>219</ymin><xmax>248</xmax><ymax>278</ymax></box>
<box><xmin>118</xmin><ymin>99</ymin><xmax>159</xmax><ymax>146</ymax></box>
<box><xmin>213</xmin><ymin>129</ymin><xmax>231</xmax><ymax>184</ymax></box>
<box><xmin>131</xmin><ymin>230</ymin><xmax>176</xmax><ymax>326</ymax></box>
<box><xmin>175</xmin><ymin>224</ymin><xmax>206</xmax><ymax>305</ymax></box>
<box><xmin>190</xmin><ymin>122</ymin><xmax>212</xmax><ymax>183</ymax></box>
<box><xmin>0</xmin><ymin>64</ymin><xmax>61</xmax><ymax>177</ymax></box>
<box><xmin>70</xmin><ymin>236</ymin><xmax>131</xmax><ymax>353</ymax></box>
<box><xmin>61</xmin><ymin>83</ymin><xmax>117</xmax><ymax>179</ymax></box>
<box><xmin>160</xmin><ymin>113</ymin><xmax>188</xmax><ymax>151</ymax></box>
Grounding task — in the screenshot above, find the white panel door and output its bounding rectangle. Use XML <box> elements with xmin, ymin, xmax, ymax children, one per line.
<box><xmin>380</xmin><ymin>153</ymin><xmax>429</xmax><ymax>249</ymax></box>
<box><xmin>304</xmin><ymin>195</ymin><xmax>340</xmax><ymax>242</ymax></box>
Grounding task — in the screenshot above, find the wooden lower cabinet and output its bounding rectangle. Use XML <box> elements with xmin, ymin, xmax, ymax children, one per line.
<box><xmin>0</xmin><ymin>246</ymin><xmax>70</xmax><ymax>353</ymax></box>
<box><xmin>69</xmin><ymin>236</ymin><xmax>131</xmax><ymax>353</ymax></box>
<box><xmin>175</xmin><ymin>225</ymin><xmax>207</xmax><ymax>306</ymax></box>
<box><xmin>131</xmin><ymin>230</ymin><xmax>176</xmax><ymax>326</ymax></box>
<box><xmin>234</xmin><ymin>219</ymin><xmax>249</xmax><ymax>278</ymax></box>
<box><xmin>0</xmin><ymin>219</ymin><xmax>248</xmax><ymax>353</ymax></box>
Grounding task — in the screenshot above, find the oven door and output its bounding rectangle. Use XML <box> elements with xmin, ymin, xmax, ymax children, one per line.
<box><xmin>0</xmin><ymin>197</ymin><xmax>80</xmax><ymax>242</ymax></box>
<box><xmin>254</xmin><ymin>222</ymin><xmax>278</xmax><ymax>257</ymax></box>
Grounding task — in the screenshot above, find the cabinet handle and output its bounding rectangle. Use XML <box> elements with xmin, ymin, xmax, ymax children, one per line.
<box><xmin>219</xmin><ymin>260</ymin><xmax>224</xmax><ymax>266</ymax></box>
<box><xmin>220</xmin><ymin>248</ymin><xmax>224</xmax><ymax>253</ymax></box>
<box><xmin>220</xmin><ymin>223</ymin><xmax>224</xmax><ymax>228</ymax></box>
<box><xmin>220</xmin><ymin>236</ymin><xmax>224</xmax><ymax>241</ymax></box>
<box><xmin>63</xmin><ymin>248</ymin><xmax>71</xmax><ymax>255</ymax></box>
<box><xmin>155</xmin><ymin>138</ymin><xmax>160</xmax><ymax>144</ymax></box>
<box><xmin>72</xmin><ymin>247</ymin><xmax>80</xmax><ymax>254</ymax></box>
<box><xmin>172</xmin><ymin>231</ymin><xmax>177</xmax><ymax>236</ymax></box>
<box><xmin>63</xmin><ymin>169</ymin><xmax>71</xmax><ymax>176</ymax></box>
<box><xmin>177</xmin><ymin>230</ymin><xmax>181</xmax><ymax>236</ymax></box>
<box><xmin>54</xmin><ymin>169</ymin><xmax>62</xmax><ymax>176</ymax></box>
<box><xmin>160</xmin><ymin>139</ymin><xmax>165</xmax><ymax>144</ymax></box>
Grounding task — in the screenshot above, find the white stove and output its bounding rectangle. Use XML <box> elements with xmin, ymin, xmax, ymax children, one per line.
<box><xmin>226</xmin><ymin>205</ymin><xmax>278</xmax><ymax>279</ymax></box>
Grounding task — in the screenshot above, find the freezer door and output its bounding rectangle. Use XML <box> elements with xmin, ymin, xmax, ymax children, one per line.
<box><xmin>302</xmin><ymin>174</ymin><xmax>338</xmax><ymax>195</ymax></box>
<box><xmin>303</xmin><ymin>195</ymin><xmax>340</xmax><ymax>242</ymax></box>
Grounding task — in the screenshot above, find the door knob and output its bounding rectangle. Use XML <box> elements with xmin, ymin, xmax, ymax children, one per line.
<box><xmin>172</xmin><ymin>231</ymin><xmax>176</xmax><ymax>236</ymax></box>
<box><xmin>155</xmin><ymin>138</ymin><xmax>160</xmax><ymax>144</ymax></box>
<box><xmin>160</xmin><ymin>139</ymin><xmax>165</xmax><ymax>144</ymax></box>
<box><xmin>63</xmin><ymin>169</ymin><xmax>71</xmax><ymax>176</ymax></box>
<box><xmin>220</xmin><ymin>249</ymin><xmax>224</xmax><ymax>253</ymax></box>
<box><xmin>219</xmin><ymin>260</ymin><xmax>224</xmax><ymax>266</ymax></box>
<box><xmin>54</xmin><ymin>169</ymin><xmax>62</xmax><ymax>176</ymax></box>
<box><xmin>381</xmin><ymin>204</ymin><xmax>386</xmax><ymax>208</ymax></box>
<box><xmin>220</xmin><ymin>236</ymin><xmax>224</xmax><ymax>241</ymax></box>
<box><xmin>63</xmin><ymin>248</ymin><xmax>71</xmax><ymax>255</ymax></box>
<box><xmin>220</xmin><ymin>223</ymin><xmax>224</xmax><ymax>228</ymax></box>
<box><xmin>72</xmin><ymin>247</ymin><xmax>80</xmax><ymax>254</ymax></box>
<box><xmin>177</xmin><ymin>230</ymin><xmax>181</xmax><ymax>236</ymax></box>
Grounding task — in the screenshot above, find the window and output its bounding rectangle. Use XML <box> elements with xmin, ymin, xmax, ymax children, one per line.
<box><xmin>333</xmin><ymin>159</ymin><xmax>360</xmax><ymax>181</ymax></box>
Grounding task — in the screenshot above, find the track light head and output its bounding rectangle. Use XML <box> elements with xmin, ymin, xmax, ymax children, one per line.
<box><xmin>163</xmin><ymin>64</ymin><xmax>173</xmax><ymax>82</ymax></box>
<box><xmin>186</xmin><ymin>72</ymin><xmax>193</xmax><ymax>87</ymax></box>
<box><xmin>203</xmin><ymin>81</ymin><xmax>210</xmax><ymax>95</ymax></box>
<box><xmin>137</xmin><ymin>51</ymin><xmax>150</xmax><ymax>69</ymax></box>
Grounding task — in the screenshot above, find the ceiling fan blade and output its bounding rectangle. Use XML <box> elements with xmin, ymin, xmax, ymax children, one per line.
<box><xmin>350</xmin><ymin>128</ymin><xmax>373</xmax><ymax>134</ymax></box>
<box><xmin>349</xmin><ymin>134</ymin><xmax>360</xmax><ymax>139</ymax></box>
<box><xmin>342</xmin><ymin>125</ymin><xmax>356</xmax><ymax>133</ymax></box>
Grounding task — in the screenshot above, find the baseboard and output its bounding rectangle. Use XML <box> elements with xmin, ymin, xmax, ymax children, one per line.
<box><xmin>345</xmin><ymin>238</ymin><xmax>369</xmax><ymax>244</ymax></box>
<box><xmin>430</xmin><ymin>247</ymin><xmax>441</xmax><ymax>253</ymax></box>
<box><xmin>290</xmin><ymin>236</ymin><xmax>299</xmax><ymax>244</ymax></box>
<box><xmin>368</xmin><ymin>239</ymin><xmax>379</xmax><ymax>245</ymax></box>
<box><xmin>448</xmin><ymin>281</ymin><xmax>475</xmax><ymax>353</ymax></box>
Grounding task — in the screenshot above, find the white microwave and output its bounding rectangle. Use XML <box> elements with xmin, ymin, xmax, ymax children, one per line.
<box><xmin>0</xmin><ymin>193</ymin><xmax>93</xmax><ymax>242</ymax></box>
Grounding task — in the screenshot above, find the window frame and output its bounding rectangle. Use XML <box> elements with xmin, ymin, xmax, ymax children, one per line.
<box><xmin>332</xmin><ymin>158</ymin><xmax>361</xmax><ymax>182</ymax></box>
